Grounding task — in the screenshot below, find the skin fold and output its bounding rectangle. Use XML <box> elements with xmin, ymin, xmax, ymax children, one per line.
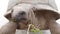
<box><xmin>34</xmin><ymin>9</ymin><xmax>60</xmax><ymax>34</ymax></box>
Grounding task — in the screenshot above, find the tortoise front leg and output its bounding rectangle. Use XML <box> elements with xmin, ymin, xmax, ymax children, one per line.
<box><xmin>0</xmin><ymin>21</ymin><xmax>17</xmax><ymax>34</ymax></box>
<box><xmin>48</xmin><ymin>20</ymin><xmax>60</xmax><ymax>34</ymax></box>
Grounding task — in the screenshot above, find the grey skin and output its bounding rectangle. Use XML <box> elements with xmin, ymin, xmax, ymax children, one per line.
<box><xmin>0</xmin><ymin>4</ymin><xmax>60</xmax><ymax>34</ymax></box>
<box><xmin>33</xmin><ymin>9</ymin><xmax>60</xmax><ymax>34</ymax></box>
<box><xmin>0</xmin><ymin>21</ymin><xmax>17</xmax><ymax>34</ymax></box>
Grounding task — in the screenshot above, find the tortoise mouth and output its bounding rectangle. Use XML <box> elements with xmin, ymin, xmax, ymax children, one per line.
<box><xmin>11</xmin><ymin>17</ymin><xmax>31</xmax><ymax>29</ymax></box>
<box><xmin>12</xmin><ymin>18</ymin><xmax>28</xmax><ymax>22</ymax></box>
<box><xmin>16</xmin><ymin>19</ymin><xmax>31</xmax><ymax>30</ymax></box>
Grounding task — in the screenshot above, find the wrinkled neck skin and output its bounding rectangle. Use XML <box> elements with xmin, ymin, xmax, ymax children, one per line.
<box><xmin>33</xmin><ymin>9</ymin><xmax>60</xmax><ymax>30</ymax></box>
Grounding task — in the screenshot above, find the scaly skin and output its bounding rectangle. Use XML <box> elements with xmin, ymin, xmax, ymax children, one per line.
<box><xmin>0</xmin><ymin>21</ymin><xmax>17</xmax><ymax>34</ymax></box>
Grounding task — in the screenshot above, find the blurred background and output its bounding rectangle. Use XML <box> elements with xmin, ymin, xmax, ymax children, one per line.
<box><xmin>0</xmin><ymin>0</ymin><xmax>60</xmax><ymax>34</ymax></box>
